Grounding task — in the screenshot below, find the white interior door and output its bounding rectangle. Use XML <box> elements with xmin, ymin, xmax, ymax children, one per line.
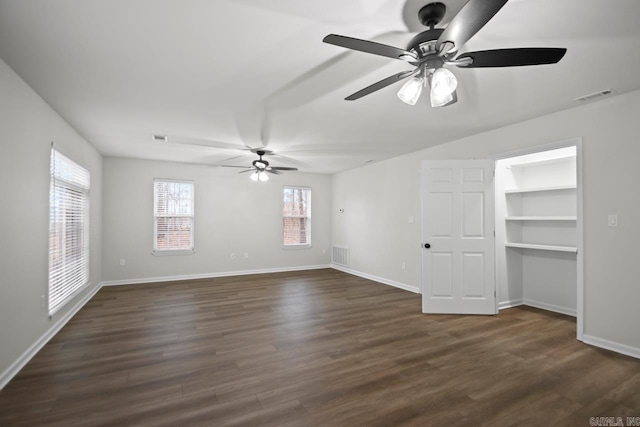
<box><xmin>421</xmin><ymin>160</ymin><xmax>496</xmax><ymax>314</ymax></box>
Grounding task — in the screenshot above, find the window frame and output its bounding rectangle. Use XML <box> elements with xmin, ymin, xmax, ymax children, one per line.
<box><xmin>153</xmin><ymin>179</ymin><xmax>195</xmax><ymax>256</ymax></box>
<box><xmin>282</xmin><ymin>186</ymin><xmax>312</xmax><ymax>248</ymax></box>
<box><xmin>48</xmin><ymin>148</ymin><xmax>91</xmax><ymax>316</ymax></box>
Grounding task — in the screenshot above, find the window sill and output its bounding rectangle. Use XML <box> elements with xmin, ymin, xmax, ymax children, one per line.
<box><xmin>152</xmin><ymin>249</ymin><xmax>195</xmax><ymax>256</ymax></box>
<box><xmin>282</xmin><ymin>244</ymin><xmax>312</xmax><ymax>250</ymax></box>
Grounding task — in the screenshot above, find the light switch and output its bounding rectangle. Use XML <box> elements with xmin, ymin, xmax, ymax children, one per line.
<box><xmin>608</xmin><ymin>214</ymin><xmax>618</xmax><ymax>227</ymax></box>
<box><xmin>408</xmin><ymin>216</ymin><xmax>414</xmax><ymax>224</ymax></box>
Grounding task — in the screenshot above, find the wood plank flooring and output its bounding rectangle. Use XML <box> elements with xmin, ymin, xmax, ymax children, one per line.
<box><xmin>1</xmin><ymin>268</ymin><xmax>639</xmax><ymax>426</ymax></box>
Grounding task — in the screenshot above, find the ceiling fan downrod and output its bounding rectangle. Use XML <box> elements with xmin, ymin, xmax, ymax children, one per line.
<box><xmin>253</xmin><ymin>150</ymin><xmax>269</xmax><ymax>169</ymax></box>
<box><xmin>418</xmin><ymin>2</ymin><xmax>446</xmax><ymax>29</ymax></box>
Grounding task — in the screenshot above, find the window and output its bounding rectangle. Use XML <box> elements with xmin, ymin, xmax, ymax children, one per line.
<box><xmin>283</xmin><ymin>186</ymin><xmax>311</xmax><ymax>246</ymax></box>
<box><xmin>48</xmin><ymin>149</ymin><xmax>90</xmax><ymax>316</ymax></box>
<box><xmin>153</xmin><ymin>179</ymin><xmax>194</xmax><ymax>254</ymax></box>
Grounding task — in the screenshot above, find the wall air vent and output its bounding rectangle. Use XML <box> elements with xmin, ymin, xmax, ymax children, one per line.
<box><xmin>332</xmin><ymin>246</ymin><xmax>350</xmax><ymax>268</ymax></box>
<box><xmin>152</xmin><ymin>134</ymin><xmax>168</xmax><ymax>142</ymax></box>
<box><xmin>574</xmin><ymin>89</ymin><xmax>613</xmax><ymax>102</ymax></box>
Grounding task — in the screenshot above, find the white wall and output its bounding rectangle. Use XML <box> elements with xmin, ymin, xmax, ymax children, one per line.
<box><xmin>0</xmin><ymin>58</ymin><xmax>103</xmax><ymax>382</ymax></box>
<box><xmin>332</xmin><ymin>159</ymin><xmax>422</xmax><ymax>291</ymax></box>
<box><xmin>332</xmin><ymin>89</ymin><xmax>640</xmax><ymax>353</ymax></box>
<box><xmin>102</xmin><ymin>158</ymin><xmax>331</xmax><ymax>282</ymax></box>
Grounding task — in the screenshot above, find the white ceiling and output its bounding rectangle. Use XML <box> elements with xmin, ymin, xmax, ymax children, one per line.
<box><xmin>1</xmin><ymin>0</ymin><xmax>640</xmax><ymax>174</ymax></box>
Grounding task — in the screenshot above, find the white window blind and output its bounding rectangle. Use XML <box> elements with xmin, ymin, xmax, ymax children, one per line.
<box><xmin>153</xmin><ymin>179</ymin><xmax>194</xmax><ymax>254</ymax></box>
<box><xmin>48</xmin><ymin>149</ymin><xmax>90</xmax><ymax>316</ymax></box>
<box><xmin>283</xmin><ymin>186</ymin><xmax>311</xmax><ymax>246</ymax></box>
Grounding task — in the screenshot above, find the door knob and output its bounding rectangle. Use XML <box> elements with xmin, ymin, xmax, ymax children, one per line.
<box><xmin>424</xmin><ymin>243</ymin><xmax>431</xmax><ymax>249</ymax></box>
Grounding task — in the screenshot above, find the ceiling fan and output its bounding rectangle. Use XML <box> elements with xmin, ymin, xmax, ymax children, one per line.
<box><xmin>323</xmin><ymin>0</ymin><xmax>567</xmax><ymax>107</ymax></box>
<box><xmin>221</xmin><ymin>149</ymin><xmax>298</xmax><ymax>182</ymax></box>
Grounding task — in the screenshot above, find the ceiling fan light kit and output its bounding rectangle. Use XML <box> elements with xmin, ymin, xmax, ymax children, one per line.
<box><xmin>430</xmin><ymin>85</ymin><xmax>453</xmax><ymax>107</ymax></box>
<box><xmin>431</xmin><ymin>67</ymin><xmax>457</xmax><ymax>98</ymax></box>
<box><xmin>323</xmin><ymin>0</ymin><xmax>566</xmax><ymax>107</ymax></box>
<box><xmin>250</xmin><ymin>171</ymin><xmax>269</xmax><ymax>182</ymax></box>
<box><xmin>429</xmin><ymin>67</ymin><xmax>457</xmax><ymax>107</ymax></box>
<box><xmin>397</xmin><ymin>75</ymin><xmax>424</xmax><ymax>105</ymax></box>
<box><xmin>397</xmin><ymin>66</ymin><xmax>457</xmax><ymax>107</ymax></box>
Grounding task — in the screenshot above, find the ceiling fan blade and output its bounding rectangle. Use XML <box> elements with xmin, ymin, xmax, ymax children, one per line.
<box><xmin>346</xmin><ymin>69</ymin><xmax>419</xmax><ymax>101</ymax></box>
<box><xmin>217</xmin><ymin>155</ymin><xmax>246</xmax><ymax>164</ymax></box>
<box><xmin>266</xmin><ymin>169</ymin><xmax>282</xmax><ymax>175</ymax></box>
<box><xmin>436</xmin><ymin>0</ymin><xmax>508</xmax><ymax>52</ymax></box>
<box><xmin>271</xmin><ymin>167</ymin><xmax>298</xmax><ymax>171</ymax></box>
<box><xmin>323</xmin><ymin>34</ymin><xmax>416</xmax><ymax>61</ymax></box>
<box><xmin>455</xmin><ymin>48</ymin><xmax>567</xmax><ymax>67</ymax></box>
<box><xmin>220</xmin><ymin>165</ymin><xmax>252</xmax><ymax>169</ymax></box>
<box><xmin>238</xmin><ymin>168</ymin><xmax>255</xmax><ymax>174</ymax></box>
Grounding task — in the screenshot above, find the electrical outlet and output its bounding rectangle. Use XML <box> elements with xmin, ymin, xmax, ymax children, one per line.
<box><xmin>322</xmin><ymin>249</ymin><xmax>326</xmax><ymax>255</ymax></box>
<box><xmin>608</xmin><ymin>214</ymin><xmax>618</xmax><ymax>227</ymax></box>
<box><xmin>402</xmin><ymin>262</ymin><xmax>406</xmax><ymax>270</ymax></box>
<box><xmin>230</xmin><ymin>253</ymin><xmax>235</xmax><ymax>260</ymax></box>
<box><xmin>408</xmin><ymin>216</ymin><xmax>414</xmax><ymax>224</ymax></box>
<box><xmin>244</xmin><ymin>252</ymin><xmax>249</xmax><ymax>259</ymax></box>
<box><xmin>119</xmin><ymin>259</ymin><xmax>125</xmax><ymax>266</ymax></box>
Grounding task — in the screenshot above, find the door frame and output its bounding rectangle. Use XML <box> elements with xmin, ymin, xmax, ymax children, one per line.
<box><xmin>490</xmin><ymin>137</ymin><xmax>584</xmax><ymax>341</ymax></box>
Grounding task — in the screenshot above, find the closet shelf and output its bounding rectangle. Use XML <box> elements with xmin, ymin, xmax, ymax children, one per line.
<box><xmin>504</xmin><ymin>185</ymin><xmax>576</xmax><ymax>194</ymax></box>
<box><xmin>507</xmin><ymin>155</ymin><xmax>575</xmax><ymax>169</ymax></box>
<box><xmin>505</xmin><ymin>216</ymin><xmax>577</xmax><ymax>221</ymax></box>
<box><xmin>505</xmin><ymin>242</ymin><xmax>578</xmax><ymax>253</ymax></box>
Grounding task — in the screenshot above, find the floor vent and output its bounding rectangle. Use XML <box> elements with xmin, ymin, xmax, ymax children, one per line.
<box><xmin>332</xmin><ymin>246</ymin><xmax>349</xmax><ymax>267</ymax></box>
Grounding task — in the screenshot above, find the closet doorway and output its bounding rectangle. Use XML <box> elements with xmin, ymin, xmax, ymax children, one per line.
<box><xmin>494</xmin><ymin>139</ymin><xmax>583</xmax><ymax>340</ymax></box>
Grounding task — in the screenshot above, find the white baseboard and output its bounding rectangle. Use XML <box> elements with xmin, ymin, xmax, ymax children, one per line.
<box><xmin>498</xmin><ymin>298</ymin><xmax>576</xmax><ymax>317</ymax></box>
<box><xmin>331</xmin><ymin>264</ymin><xmax>420</xmax><ymax>294</ymax></box>
<box><xmin>0</xmin><ymin>283</ymin><xmax>102</xmax><ymax>390</ymax></box>
<box><xmin>583</xmin><ymin>334</ymin><xmax>640</xmax><ymax>360</ymax></box>
<box><xmin>523</xmin><ymin>298</ymin><xmax>576</xmax><ymax>317</ymax></box>
<box><xmin>101</xmin><ymin>264</ymin><xmax>332</xmax><ymax>286</ymax></box>
<box><xmin>498</xmin><ymin>299</ymin><xmax>524</xmax><ymax>310</ymax></box>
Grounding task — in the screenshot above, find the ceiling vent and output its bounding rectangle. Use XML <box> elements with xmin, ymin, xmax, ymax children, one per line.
<box><xmin>575</xmin><ymin>89</ymin><xmax>613</xmax><ymax>102</ymax></box>
<box><xmin>152</xmin><ymin>134</ymin><xmax>168</xmax><ymax>142</ymax></box>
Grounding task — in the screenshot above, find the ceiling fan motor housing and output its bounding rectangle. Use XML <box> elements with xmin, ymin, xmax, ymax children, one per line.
<box><xmin>407</xmin><ymin>28</ymin><xmax>445</xmax><ymax>60</ymax></box>
<box><xmin>253</xmin><ymin>159</ymin><xmax>268</xmax><ymax>169</ymax></box>
<box><xmin>253</xmin><ymin>150</ymin><xmax>269</xmax><ymax>169</ymax></box>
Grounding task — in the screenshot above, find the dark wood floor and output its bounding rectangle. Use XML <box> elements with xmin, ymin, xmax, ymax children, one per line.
<box><xmin>1</xmin><ymin>269</ymin><xmax>639</xmax><ymax>426</ymax></box>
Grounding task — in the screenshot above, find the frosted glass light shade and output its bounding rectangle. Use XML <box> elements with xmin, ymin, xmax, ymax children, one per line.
<box><xmin>431</xmin><ymin>67</ymin><xmax>457</xmax><ymax>98</ymax></box>
<box><xmin>250</xmin><ymin>171</ymin><xmax>259</xmax><ymax>181</ymax></box>
<box><xmin>430</xmin><ymin>90</ymin><xmax>453</xmax><ymax>107</ymax></box>
<box><xmin>397</xmin><ymin>77</ymin><xmax>423</xmax><ymax>105</ymax></box>
<box><xmin>258</xmin><ymin>171</ymin><xmax>269</xmax><ymax>182</ymax></box>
